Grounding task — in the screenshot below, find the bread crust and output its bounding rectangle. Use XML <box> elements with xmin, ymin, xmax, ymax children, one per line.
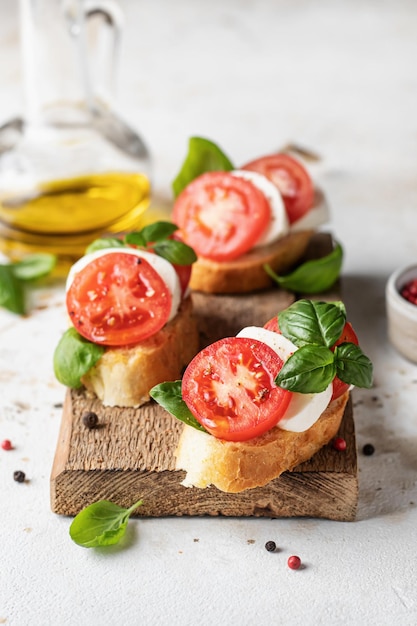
<box><xmin>175</xmin><ymin>391</ymin><xmax>349</xmax><ymax>493</ymax></box>
<box><xmin>189</xmin><ymin>229</ymin><xmax>314</xmax><ymax>294</ymax></box>
<box><xmin>81</xmin><ymin>296</ymin><xmax>199</xmax><ymax>408</ymax></box>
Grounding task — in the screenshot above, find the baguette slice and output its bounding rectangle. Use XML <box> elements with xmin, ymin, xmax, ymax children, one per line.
<box><xmin>189</xmin><ymin>229</ymin><xmax>313</xmax><ymax>294</ymax></box>
<box><xmin>81</xmin><ymin>296</ymin><xmax>199</xmax><ymax>408</ymax></box>
<box><xmin>189</xmin><ymin>188</ymin><xmax>327</xmax><ymax>294</ymax></box>
<box><xmin>175</xmin><ymin>390</ymin><xmax>349</xmax><ymax>493</ymax></box>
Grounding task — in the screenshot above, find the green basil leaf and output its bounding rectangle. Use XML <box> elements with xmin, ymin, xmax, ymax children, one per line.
<box><xmin>275</xmin><ymin>345</ymin><xmax>336</xmax><ymax>393</ymax></box>
<box><xmin>69</xmin><ymin>499</ymin><xmax>143</xmax><ymax>548</ymax></box>
<box><xmin>153</xmin><ymin>239</ymin><xmax>197</xmax><ymax>266</ymax></box>
<box><xmin>138</xmin><ymin>221</ymin><xmax>179</xmax><ymax>244</ymax></box>
<box><xmin>278</xmin><ymin>299</ymin><xmax>346</xmax><ymax>348</ymax></box>
<box><xmin>86</xmin><ymin>237</ymin><xmax>125</xmax><ymax>254</ymax></box>
<box><xmin>12</xmin><ymin>253</ymin><xmax>56</xmax><ymax>281</ymax></box>
<box><xmin>0</xmin><ymin>264</ymin><xmax>25</xmax><ymax>314</ymax></box>
<box><xmin>123</xmin><ymin>231</ymin><xmax>146</xmax><ymax>247</ymax></box>
<box><xmin>264</xmin><ymin>243</ymin><xmax>343</xmax><ymax>294</ymax></box>
<box><xmin>172</xmin><ymin>136</ymin><xmax>234</xmax><ymax>197</ymax></box>
<box><xmin>334</xmin><ymin>342</ymin><xmax>373</xmax><ymax>389</ymax></box>
<box><xmin>86</xmin><ymin>237</ymin><xmax>126</xmax><ymax>253</ymax></box>
<box><xmin>150</xmin><ymin>381</ymin><xmax>207</xmax><ymax>432</ymax></box>
<box><xmin>53</xmin><ymin>327</ymin><xmax>105</xmax><ymax>388</ymax></box>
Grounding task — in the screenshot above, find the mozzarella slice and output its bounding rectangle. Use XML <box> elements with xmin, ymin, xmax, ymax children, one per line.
<box><xmin>66</xmin><ymin>247</ymin><xmax>182</xmax><ymax>322</ymax></box>
<box><xmin>236</xmin><ymin>326</ymin><xmax>333</xmax><ymax>432</ymax></box>
<box><xmin>231</xmin><ymin>170</ymin><xmax>289</xmax><ymax>247</ymax></box>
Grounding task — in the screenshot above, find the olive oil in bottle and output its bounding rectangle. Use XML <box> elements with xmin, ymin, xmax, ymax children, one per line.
<box><xmin>0</xmin><ymin>1</ymin><xmax>152</xmax><ymax>269</ymax></box>
<box><xmin>0</xmin><ymin>171</ymin><xmax>151</xmax><ymax>264</ymax></box>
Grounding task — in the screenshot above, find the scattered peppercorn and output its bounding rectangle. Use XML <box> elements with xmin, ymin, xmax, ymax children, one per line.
<box><xmin>333</xmin><ymin>437</ymin><xmax>347</xmax><ymax>451</ymax></box>
<box><xmin>265</xmin><ymin>541</ymin><xmax>277</xmax><ymax>552</ymax></box>
<box><xmin>400</xmin><ymin>278</ymin><xmax>417</xmax><ymax>305</ymax></box>
<box><xmin>13</xmin><ymin>470</ymin><xmax>26</xmax><ymax>483</ymax></box>
<box><xmin>1</xmin><ymin>439</ymin><xmax>13</xmax><ymax>450</ymax></box>
<box><xmin>287</xmin><ymin>555</ymin><xmax>301</xmax><ymax>570</ymax></box>
<box><xmin>363</xmin><ymin>443</ymin><xmax>375</xmax><ymax>456</ymax></box>
<box><xmin>82</xmin><ymin>411</ymin><xmax>99</xmax><ymax>429</ymax></box>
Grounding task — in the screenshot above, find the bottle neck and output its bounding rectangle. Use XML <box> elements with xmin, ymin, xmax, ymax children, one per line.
<box><xmin>19</xmin><ymin>0</ymin><xmax>121</xmax><ymax>126</ymax></box>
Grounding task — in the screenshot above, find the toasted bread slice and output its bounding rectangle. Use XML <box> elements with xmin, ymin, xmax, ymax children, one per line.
<box><xmin>81</xmin><ymin>296</ymin><xmax>199</xmax><ymax>408</ymax></box>
<box><xmin>189</xmin><ymin>229</ymin><xmax>314</xmax><ymax>294</ymax></box>
<box><xmin>175</xmin><ymin>390</ymin><xmax>349</xmax><ymax>493</ymax></box>
<box><xmin>188</xmin><ymin>188</ymin><xmax>328</xmax><ymax>294</ymax></box>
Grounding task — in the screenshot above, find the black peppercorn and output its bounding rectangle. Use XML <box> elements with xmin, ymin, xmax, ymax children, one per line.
<box><xmin>82</xmin><ymin>411</ymin><xmax>99</xmax><ymax>429</ymax></box>
<box><xmin>265</xmin><ymin>541</ymin><xmax>277</xmax><ymax>552</ymax></box>
<box><xmin>363</xmin><ymin>443</ymin><xmax>375</xmax><ymax>456</ymax></box>
<box><xmin>13</xmin><ymin>470</ymin><xmax>26</xmax><ymax>483</ymax></box>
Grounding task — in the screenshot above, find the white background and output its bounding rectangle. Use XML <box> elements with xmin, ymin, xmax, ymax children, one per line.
<box><xmin>1</xmin><ymin>1</ymin><xmax>417</xmax><ymax>624</ymax></box>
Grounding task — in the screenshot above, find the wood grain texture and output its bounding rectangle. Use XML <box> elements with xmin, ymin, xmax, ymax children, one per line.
<box><xmin>50</xmin><ymin>233</ymin><xmax>359</xmax><ymax>521</ymax></box>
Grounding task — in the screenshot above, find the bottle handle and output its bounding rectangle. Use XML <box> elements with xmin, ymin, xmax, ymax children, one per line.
<box><xmin>63</xmin><ymin>0</ymin><xmax>125</xmax><ymax>108</ymax></box>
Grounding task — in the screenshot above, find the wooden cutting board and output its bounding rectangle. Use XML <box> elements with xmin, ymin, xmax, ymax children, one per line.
<box><xmin>50</xmin><ymin>233</ymin><xmax>358</xmax><ymax>521</ymax></box>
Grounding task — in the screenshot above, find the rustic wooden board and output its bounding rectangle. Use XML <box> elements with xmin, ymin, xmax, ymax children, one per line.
<box><xmin>50</xmin><ymin>233</ymin><xmax>359</xmax><ymax>521</ymax></box>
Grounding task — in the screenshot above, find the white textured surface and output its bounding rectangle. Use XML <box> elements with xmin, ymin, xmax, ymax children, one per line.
<box><xmin>1</xmin><ymin>1</ymin><xmax>417</xmax><ymax>624</ymax></box>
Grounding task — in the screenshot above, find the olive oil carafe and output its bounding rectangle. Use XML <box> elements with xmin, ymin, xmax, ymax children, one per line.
<box><xmin>0</xmin><ymin>0</ymin><xmax>151</xmax><ymax>265</ymax></box>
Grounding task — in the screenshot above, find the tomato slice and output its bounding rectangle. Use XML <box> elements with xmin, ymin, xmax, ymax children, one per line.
<box><xmin>264</xmin><ymin>316</ymin><xmax>279</xmax><ymax>333</ymax></box>
<box><xmin>242</xmin><ymin>153</ymin><xmax>314</xmax><ymax>224</ymax></box>
<box><xmin>67</xmin><ymin>252</ymin><xmax>172</xmax><ymax>346</ymax></box>
<box><xmin>182</xmin><ymin>336</ymin><xmax>292</xmax><ymax>441</ymax></box>
<box><xmin>331</xmin><ymin>322</ymin><xmax>359</xmax><ymax>401</ymax></box>
<box><xmin>172</xmin><ymin>171</ymin><xmax>271</xmax><ymax>261</ymax></box>
<box><xmin>264</xmin><ymin>316</ymin><xmax>358</xmax><ymax>402</ymax></box>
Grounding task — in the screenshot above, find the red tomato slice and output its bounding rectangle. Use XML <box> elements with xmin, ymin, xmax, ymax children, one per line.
<box><xmin>170</xmin><ymin>231</ymin><xmax>192</xmax><ymax>296</ymax></box>
<box><xmin>242</xmin><ymin>153</ymin><xmax>314</xmax><ymax>224</ymax></box>
<box><xmin>67</xmin><ymin>252</ymin><xmax>172</xmax><ymax>346</ymax></box>
<box><xmin>264</xmin><ymin>316</ymin><xmax>358</xmax><ymax>402</ymax></box>
<box><xmin>172</xmin><ymin>263</ymin><xmax>192</xmax><ymax>297</ymax></box>
<box><xmin>182</xmin><ymin>336</ymin><xmax>292</xmax><ymax>441</ymax></box>
<box><xmin>172</xmin><ymin>171</ymin><xmax>271</xmax><ymax>261</ymax></box>
<box><xmin>264</xmin><ymin>316</ymin><xmax>279</xmax><ymax>333</ymax></box>
<box><xmin>331</xmin><ymin>322</ymin><xmax>359</xmax><ymax>401</ymax></box>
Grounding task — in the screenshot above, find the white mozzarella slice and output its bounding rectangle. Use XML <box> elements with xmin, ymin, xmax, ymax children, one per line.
<box><xmin>290</xmin><ymin>190</ymin><xmax>330</xmax><ymax>232</ymax></box>
<box><xmin>231</xmin><ymin>169</ymin><xmax>289</xmax><ymax>247</ymax></box>
<box><xmin>66</xmin><ymin>247</ymin><xmax>181</xmax><ymax>322</ymax></box>
<box><xmin>236</xmin><ymin>325</ymin><xmax>333</xmax><ymax>433</ymax></box>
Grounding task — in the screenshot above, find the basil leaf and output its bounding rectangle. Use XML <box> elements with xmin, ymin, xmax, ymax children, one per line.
<box><xmin>53</xmin><ymin>327</ymin><xmax>105</xmax><ymax>388</ymax></box>
<box><xmin>150</xmin><ymin>381</ymin><xmax>207</xmax><ymax>432</ymax></box>
<box><xmin>0</xmin><ymin>264</ymin><xmax>25</xmax><ymax>314</ymax></box>
<box><xmin>172</xmin><ymin>136</ymin><xmax>234</xmax><ymax>197</ymax></box>
<box><xmin>69</xmin><ymin>499</ymin><xmax>143</xmax><ymax>548</ymax></box>
<box><xmin>275</xmin><ymin>345</ymin><xmax>336</xmax><ymax>393</ymax></box>
<box><xmin>123</xmin><ymin>231</ymin><xmax>146</xmax><ymax>247</ymax></box>
<box><xmin>278</xmin><ymin>299</ymin><xmax>346</xmax><ymax>348</ymax></box>
<box><xmin>86</xmin><ymin>237</ymin><xmax>125</xmax><ymax>254</ymax></box>
<box><xmin>12</xmin><ymin>253</ymin><xmax>56</xmax><ymax>281</ymax></box>
<box><xmin>153</xmin><ymin>239</ymin><xmax>197</xmax><ymax>266</ymax></box>
<box><xmin>138</xmin><ymin>221</ymin><xmax>179</xmax><ymax>244</ymax></box>
<box><xmin>264</xmin><ymin>243</ymin><xmax>343</xmax><ymax>294</ymax></box>
<box><xmin>334</xmin><ymin>342</ymin><xmax>373</xmax><ymax>389</ymax></box>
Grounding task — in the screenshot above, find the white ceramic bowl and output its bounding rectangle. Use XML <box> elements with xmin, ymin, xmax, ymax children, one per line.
<box><xmin>386</xmin><ymin>264</ymin><xmax>417</xmax><ymax>363</ymax></box>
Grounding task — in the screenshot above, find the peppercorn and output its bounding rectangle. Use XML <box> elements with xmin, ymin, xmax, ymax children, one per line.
<box><xmin>265</xmin><ymin>541</ymin><xmax>277</xmax><ymax>552</ymax></box>
<box><xmin>400</xmin><ymin>278</ymin><xmax>417</xmax><ymax>305</ymax></box>
<box><xmin>287</xmin><ymin>555</ymin><xmax>301</xmax><ymax>570</ymax></box>
<box><xmin>82</xmin><ymin>411</ymin><xmax>99</xmax><ymax>429</ymax></box>
<box><xmin>333</xmin><ymin>437</ymin><xmax>347</xmax><ymax>451</ymax></box>
<box><xmin>13</xmin><ymin>470</ymin><xmax>26</xmax><ymax>483</ymax></box>
<box><xmin>1</xmin><ymin>439</ymin><xmax>13</xmax><ymax>450</ymax></box>
<box><xmin>363</xmin><ymin>443</ymin><xmax>375</xmax><ymax>456</ymax></box>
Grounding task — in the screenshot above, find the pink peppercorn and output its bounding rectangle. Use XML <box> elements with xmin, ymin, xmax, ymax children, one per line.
<box><xmin>400</xmin><ymin>279</ymin><xmax>417</xmax><ymax>305</ymax></box>
<box><xmin>288</xmin><ymin>555</ymin><xmax>301</xmax><ymax>570</ymax></box>
<box><xmin>1</xmin><ymin>439</ymin><xmax>13</xmax><ymax>451</ymax></box>
<box><xmin>333</xmin><ymin>437</ymin><xmax>346</xmax><ymax>451</ymax></box>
